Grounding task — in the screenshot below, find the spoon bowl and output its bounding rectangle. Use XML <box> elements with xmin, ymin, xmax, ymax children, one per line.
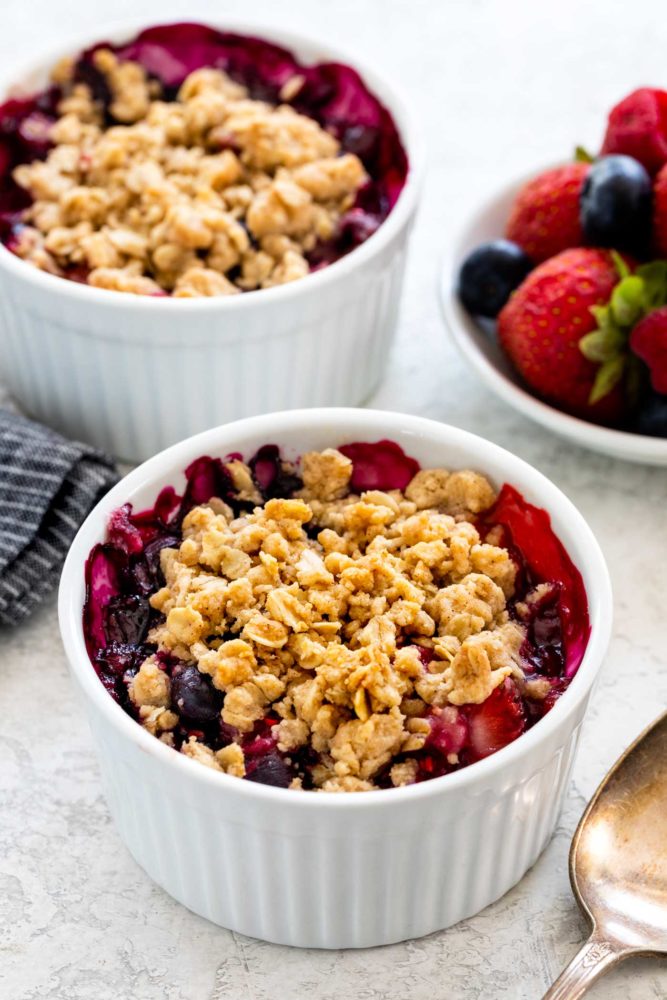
<box><xmin>544</xmin><ymin>709</ymin><xmax>667</xmax><ymax>998</ymax></box>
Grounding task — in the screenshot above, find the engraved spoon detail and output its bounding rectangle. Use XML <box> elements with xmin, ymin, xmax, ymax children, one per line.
<box><xmin>543</xmin><ymin>709</ymin><xmax>667</xmax><ymax>999</ymax></box>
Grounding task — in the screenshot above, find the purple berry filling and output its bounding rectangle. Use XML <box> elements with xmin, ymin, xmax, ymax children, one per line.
<box><xmin>0</xmin><ymin>22</ymin><xmax>408</xmax><ymax>280</ymax></box>
<box><xmin>82</xmin><ymin>440</ymin><xmax>590</xmax><ymax>789</ymax></box>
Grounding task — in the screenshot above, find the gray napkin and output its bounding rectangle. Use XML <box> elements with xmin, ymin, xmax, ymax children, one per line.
<box><xmin>0</xmin><ymin>409</ymin><xmax>118</xmax><ymax>625</ymax></box>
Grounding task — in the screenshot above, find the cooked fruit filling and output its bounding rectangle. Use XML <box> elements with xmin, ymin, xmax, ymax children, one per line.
<box><xmin>0</xmin><ymin>23</ymin><xmax>408</xmax><ymax>295</ymax></box>
<box><xmin>83</xmin><ymin>440</ymin><xmax>589</xmax><ymax>791</ymax></box>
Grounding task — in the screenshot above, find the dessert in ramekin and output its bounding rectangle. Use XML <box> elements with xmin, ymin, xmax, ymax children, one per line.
<box><xmin>82</xmin><ymin>434</ymin><xmax>590</xmax><ymax>792</ymax></box>
<box><xmin>59</xmin><ymin>409</ymin><xmax>612</xmax><ymax>947</ymax></box>
<box><xmin>0</xmin><ymin>23</ymin><xmax>407</xmax><ymax>296</ymax></box>
<box><xmin>0</xmin><ymin>22</ymin><xmax>422</xmax><ymax>460</ymax></box>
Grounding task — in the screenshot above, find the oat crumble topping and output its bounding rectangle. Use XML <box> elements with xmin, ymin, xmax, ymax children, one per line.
<box><xmin>11</xmin><ymin>53</ymin><xmax>367</xmax><ymax>295</ymax></box>
<box><xmin>120</xmin><ymin>448</ymin><xmax>528</xmax><ymax>790</ymax></box>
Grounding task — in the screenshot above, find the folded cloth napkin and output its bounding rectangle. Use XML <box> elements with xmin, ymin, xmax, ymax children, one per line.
<box><xmin>0</xmin><ymin>408</ymin><xmax>119</xmax><ymax>626</ymax></box>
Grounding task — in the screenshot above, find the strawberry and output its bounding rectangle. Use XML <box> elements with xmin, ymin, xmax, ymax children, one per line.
<box><xmin>498</xmin><ymin>248</ymin><xmax>628</xmax><ymax>422</ymax></box>
<box><xmin>652</xmin><ymin>162</ymin><xmax>667</xmax><ymax>257</ymax></box>
<box><xmin>505</xmin><ymin>163</ymin><xmax>590</xmax><ymax>263</ymax></box>
<box><xmin>466</xmin><ymin>679</ymin><xmax>525</xmax><ymax>762</ymax></box>
<box><xmin>630</xmin><ymin>306</ymin><xmax>667</xmax><ymax>393</ymax></box>
<box><xmin>601</xmin><ymin>88</ymin><xmax>667</xmax><ymax>176</ymax></box>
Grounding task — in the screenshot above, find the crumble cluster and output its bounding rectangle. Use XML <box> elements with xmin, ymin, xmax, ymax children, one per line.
<box><xmin>129</xmin><ymin>449</ymin><xmax>526</xmax><ymax>791</ymax></box>
<box><xmin>12</xmin><ymin>51</ymin><xmax>367</xmax><ymax>295</ymax></box>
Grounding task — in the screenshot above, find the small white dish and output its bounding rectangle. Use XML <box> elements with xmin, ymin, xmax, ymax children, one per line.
<box><xmin>59</xmin><ymin>407</ymin><xmax>612</xmax><ymax>949</ymax></box>
<box><xmin>439</xmin><ymin>169</ymin><xmax>667</xmax><ymax>466</ymax></box>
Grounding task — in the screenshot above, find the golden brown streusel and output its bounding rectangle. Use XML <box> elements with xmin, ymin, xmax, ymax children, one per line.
<box><xmin>136</xmin><ymin>449</ymin><xmax>526</xmax><ymax>790</ymax></box>
<box><xmin>13</xmin><ymin>55</ymin><xmax>367</xmax><ymax>295</ymax></box>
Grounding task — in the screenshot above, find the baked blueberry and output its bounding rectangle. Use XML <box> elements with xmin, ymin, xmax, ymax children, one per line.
<box><xmin>245</xmin><ymin>752</ymin><xmax>293</xmax><ymax>788</ymax></box>
<box><xmin>171</xmin><ymin>664</ymin><xmax>223</xmax><ymax>724</ymax></box>
<box><xmin>104</xmin><ymin>594</ymin><xmax>150</xmax><ymax>645</ymax></box>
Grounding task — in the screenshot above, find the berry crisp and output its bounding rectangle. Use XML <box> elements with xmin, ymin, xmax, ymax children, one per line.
<box><xmin>83</xmin><ymin>440</ymin><xmax>590</xmax><ymax>792</ymax></box>
<box><xmin>0</xmin><ymin>23</ymin><xmax>408</xmax><ymax>296</ymax></box>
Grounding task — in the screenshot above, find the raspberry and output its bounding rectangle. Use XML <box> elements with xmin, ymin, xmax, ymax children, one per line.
<box><xmin>601</xmin><ymin>87</ymin><xmax>667</xmax><ymax>175</ymax></box>
<box><xmin>629</xmin><ymin>306</ymin><xmax>667</xmax><ymax>393</ymax></box>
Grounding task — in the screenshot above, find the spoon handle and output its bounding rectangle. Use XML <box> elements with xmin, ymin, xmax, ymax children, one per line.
<box><xmin>542</xmin><ymin>934</ymin><xmax>628</xmax><ymax>999</ymax></box>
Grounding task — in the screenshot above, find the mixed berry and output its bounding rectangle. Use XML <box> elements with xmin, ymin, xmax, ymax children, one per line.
<box><xmin>458</xmin><ymin>87</ymin><xmax>667</xmax><ymax>437</ymax></box>
<box><xmin>83</xmin><ymin>439</ymin><xmax>589</xmax><ymax>791</ymax></box>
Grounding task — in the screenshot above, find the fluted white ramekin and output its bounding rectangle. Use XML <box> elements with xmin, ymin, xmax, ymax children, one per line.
<box><xmin>58</xmin><ymin>409</ymin><xmax>612</xmax><ymax>949</ymax></box>
<box><xmin>0</xmin><ymin>21</ymin><xmax>422</xmax><ymax>463</ymax></box>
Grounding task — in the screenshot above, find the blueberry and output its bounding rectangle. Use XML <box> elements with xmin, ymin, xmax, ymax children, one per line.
<box><xmin>141</xmin><ymin>535</ymin><xmax>181</xmax><ymax>588</ymax></box>
<box><xmin>171</xmin><ymin>664</ymin><xmax>223</xmax><ymax>723</ymax></box>
<box><xmin>245</xmin><ymin>751</ymin><xmax>292</xmax><ymax>788</ymax></box>
<box><xmin>580</xmin><ymin>155</ymin><xmax>652</xmax><ymax>256</ymax></box>
<box><xmin>457</xmin><ymin>240</ymin><xmax>533</xmax><ymax>318</ymax></box>
<box><xmin>94</xmin><ymin>642</ymin><xmax>150</xmax><ymax>707</ymax></box>
<box><xmin>249</xmin><ymin>445</ymin><xmax>303</xmax><ymax>500</ymax></box>
<box><xmin>74</xmin><ymin>58</ymin><xmax>113</xmax><ymax>114</ymax></box>
<box><xmin>104</xmin><ymin>594</ymin><xmax>150</xmax><ymax>645</ymax></box>
<box><xmin>634</xmin><ymin>390</ymin><xmax>667</xmax><ymax>436</ymax></box>
<box><xmin>337</xmin><ymin>208</ymin><xmax>380</xmax><ymax>249</ymax></box>
<box><xmin>96</xmin><ymin>642</ymin><xmax>145</xmax><ymax>677</ymax></box>
<box><xmin>342</xmin><ymin>124</ymin><xmax>380</xmax><ymax>162</ymax></box>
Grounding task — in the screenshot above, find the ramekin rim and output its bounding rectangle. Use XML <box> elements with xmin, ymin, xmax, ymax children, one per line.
<box><xmin>58</xmin><ymin>407</ymin><xmax>612</xmax><ymax>810</ymax></box>
<box><xmin>0</xmin><ymin>16</ymin><xmax>424</xmax><ymax>312</ymax></box>
<box><xmin>438</xmin><ymin>163</ymin><xmax>667</xmax><ymax>461</ymax></box>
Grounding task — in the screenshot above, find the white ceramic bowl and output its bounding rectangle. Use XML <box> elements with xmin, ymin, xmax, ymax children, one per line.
<box><xmin>58</xmin><ymin>408</ymin><xmax>612</xmax><ymax>949</ymax></box>
<box><xmin>0</xmin><ymin>20</ymin><xmax>423</xmax><ymax>463</ymax></box>
<box><xmin>439</xmin><ymin>169</ymin><xmax>667</xmax><ymax>465</ymax></box>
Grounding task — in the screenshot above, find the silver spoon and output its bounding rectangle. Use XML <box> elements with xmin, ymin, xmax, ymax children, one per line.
<box><xmin>543</xmin><ymin>709</ymin><xmax>667</xmax><ymax>998</ymax></box>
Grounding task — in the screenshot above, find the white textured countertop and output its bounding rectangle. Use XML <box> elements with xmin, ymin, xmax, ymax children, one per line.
<box><xmin>2</xmin><ymin>0</ymin><xmax>667</xmax><ymax>997</ymax></box>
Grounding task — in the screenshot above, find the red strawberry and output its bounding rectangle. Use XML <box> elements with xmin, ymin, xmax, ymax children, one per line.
<box><xmin>505</xmin><ymin>163</ymin><xmax>590</xmax><ymax>263</ymax></box>
<box><xmin>630</xmin><ymin>306</ymin><xmax>667</xmax><ymax>393</ymax></box>
<box><xmin>498</xmin><ymin>248</ymin><xmax>627</xmax><ymax>422</ymax></box>
<box><xmin>653</xmin><ymin>163</ymin><xmax>667</xmax><ymax>256</ymax></box>
<box><xmin>466</xmin><ymin>679</ymin><xmax>525</xmax><ymax>762</ymax></box>
<box><xmin>601</xmin><ymin>88</ymin><xmax>667</xmax><ymax>176</ymax></box>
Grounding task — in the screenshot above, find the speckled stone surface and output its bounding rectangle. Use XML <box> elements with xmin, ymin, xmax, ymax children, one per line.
<box><xmin>2</xmin><ymin>1</ymin><xmax>667</xmax><ymax>997</ymax></box>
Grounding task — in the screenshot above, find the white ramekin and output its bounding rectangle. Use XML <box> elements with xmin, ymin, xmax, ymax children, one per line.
<box><xmin>58</xmin><ymin>408</ymin><xmax>612</xmax><ymax>948</ymax></box>
<box><xmin>0</xmin><ymin>21</ymin><xmax>423</xmax><ymax>463</ymax></box>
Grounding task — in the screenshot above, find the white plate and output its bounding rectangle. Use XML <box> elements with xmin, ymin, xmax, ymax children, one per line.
<box><xmin>439</xmin><ymin>169</ymin><xmax>667</xmax><ymax>465</ymax></box>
